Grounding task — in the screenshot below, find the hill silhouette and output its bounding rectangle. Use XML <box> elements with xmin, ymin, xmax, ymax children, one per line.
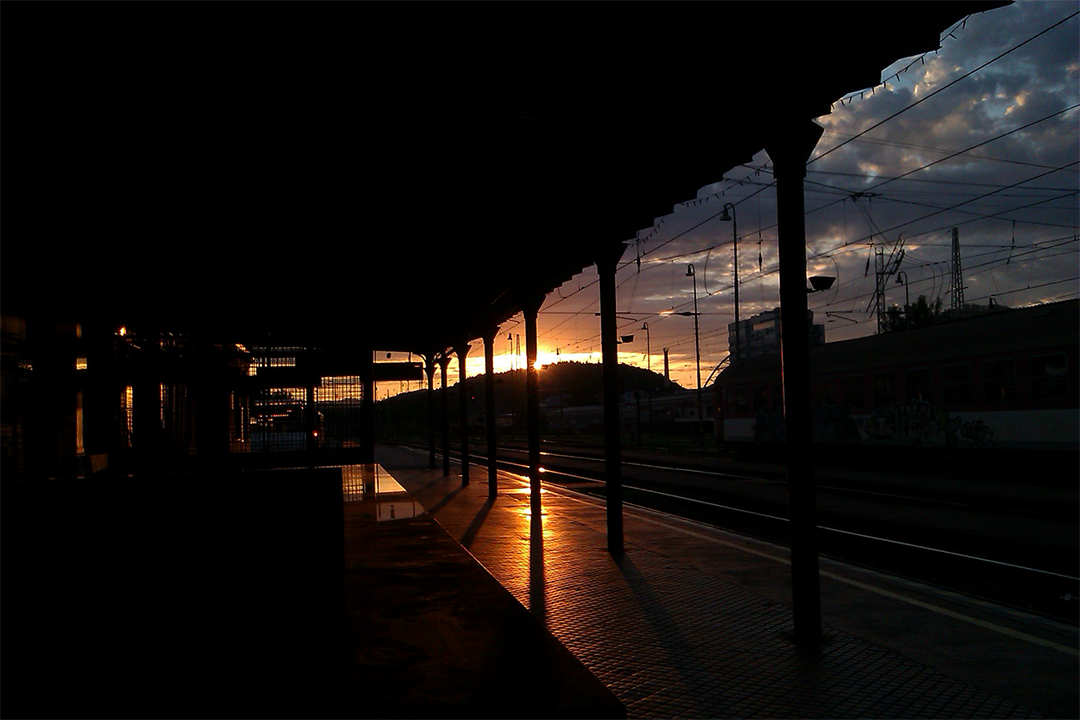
<box><xmin>369</xmin><ymin>361</ymin><xmax>685</xmax><ymax>435</ymax></box>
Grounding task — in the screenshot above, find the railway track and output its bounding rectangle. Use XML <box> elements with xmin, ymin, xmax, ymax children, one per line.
<box><xmin>399</xmin><ymin>441</ymin><xmax>1080</xmax><ymax>624</ymax></box>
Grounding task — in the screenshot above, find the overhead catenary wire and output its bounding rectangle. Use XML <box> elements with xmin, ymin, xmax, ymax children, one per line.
<box><xmin>530</xmin><ymin>12</ymin><xmax>1078</xmax><ymax>369</ymax></box>
<box><xmin>812</xmin><ymin>9</ymin><xmax>1080</xmax><ymax>166</ymax></box>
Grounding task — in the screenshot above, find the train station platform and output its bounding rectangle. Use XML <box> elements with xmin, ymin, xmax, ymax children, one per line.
<box><xmin>370</xmin><ymin>443</ymin><xmax>1078</xmax><ymax>719</ymax></box>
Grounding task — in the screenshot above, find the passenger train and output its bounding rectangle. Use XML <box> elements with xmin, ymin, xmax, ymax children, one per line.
<box><xmin>713</xmin><ymin>299</ymin><xmax>1079</xmax><ymax>454</ymax></box>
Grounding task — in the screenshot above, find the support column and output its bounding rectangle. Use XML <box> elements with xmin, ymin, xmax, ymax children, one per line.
<box><xmin>132</xmin><ymin>359</ymin><xmax>166</xmax><ymax>468</ymax></box>
<box><xmin>522</xmin><ymin>295</ymin><xmax>544</xmax><ymax>518</ymax></box>
<box><xmin>482</xmin><ymin>327</ymin><xmax>499</xmax><ymax>497</ymax></box>
<box><xmin>82</xmin><ymin>320</ymin><xmax>118</xmax><ymax>469</ymax></box>
<box><xmin>26</xmin><ymin>315</ymin><xmax>79</xmax><ymax>479</ymax></box>
<box><xmin>424</xmin><ymin>353</ymin><xmax>437</xmax><ymax>470</ymax></box>
<box><xmin>765</xmin><ymin>119</ymin><xmax>825</xmax><ymax>646</ymax></box>
<box><xmin>597</xmin><ymin>245</ymin><xmax>625</xmax><ymax>555</ymax></box>
<box><xmin>305</xmin><ymin>371</ymin><xmax>317</xmax><ymax>457</ymax></box>
<box><xmin>360</xmin><ymin>350</ymin><xmax>375</xmax><ymax>465</ymax></box>
<box><xmin>455</xmin><ymin>341</ymin><xmax>471</xmax><ymax>486</ymax></box>
<box><xmin>438</xmin><ymin>353</ymin><xmax>451</xmax><ymax>477</ymax></box>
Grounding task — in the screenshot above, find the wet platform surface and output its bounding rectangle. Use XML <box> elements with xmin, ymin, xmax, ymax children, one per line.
<box><xmin>373</xmin><ymin>444</ymin><xmax>1079</xmax><ymax>719</ymax></box>
<box><xmin>342</xmin><ymin>462</ymin><xmax>625</xmax><ymax>718</ymax></box>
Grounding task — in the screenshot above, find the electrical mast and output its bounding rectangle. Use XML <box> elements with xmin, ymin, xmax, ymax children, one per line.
<box><xmin>950</xmin><ymin>227</ymin><xmax>964</xmax><ymax>311</ymax></box>
<box><xmin>868</xmin><ymin>242</ymin><xmax>905</xmax><ymax>334</ymax></box>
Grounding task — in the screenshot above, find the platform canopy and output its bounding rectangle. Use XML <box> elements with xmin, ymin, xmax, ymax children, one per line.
<box><xmin>3</xmin><ymin>2</ymin><xmax>1009</xmax><ymax>354</ymax></box>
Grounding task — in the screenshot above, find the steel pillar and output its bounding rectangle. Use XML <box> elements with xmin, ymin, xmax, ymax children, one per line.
<box><xmin>482</xmin><ymin>327</ymin><xmax>499</xmax><ymax>497</ymax></box>
<box><xmin>523</xmin><ymin>295</ymin><xmax>544</xmax><ymax>519</ymax></box>
<box><xmin>361</xmin><ymin>350</ymin><xmax>375</xmax><ymax>466</ymax></box>
<box><xmin>424</xmin><ymin>353</ymin><xmax>437</xmax><ymax>470</ymax></box>
<box><xmin>82</xmin><ymin>320</ymin><xmax>118</xmax><ymax>465</ymax></box>
<box><xmin>25</xmin><ymin>316</ymin><xmax>79</xmax><ymax>479</ymax></box>
<box><xmin>305</xmin><ymin>373</ymin><xmax>317</xmax><ymax>457</ymax></box>
<box><xmin>597</xmin><ymin>246</ymin><xmax>625</xmax><ymax>555</ymax></box>
<box><xmin>765</xmin><ymin>119</ymin><xmax>825</xmax><ymax>646</ymax></box>
<box><xmin>438</xmin><ymin>353</ymin><xmax>451</xmax><ymax>477</ymax></box>
<box><xmin>455</xmin><ymin>341</ymin><xmax>471</xmax><ymax>486</ymax></box>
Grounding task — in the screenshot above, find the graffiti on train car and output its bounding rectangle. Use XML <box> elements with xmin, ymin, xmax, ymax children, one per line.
<box><xmin>957</xmin><ymin>418</ymin><xmax>995</xmax><ymax>447</ymax></box>
<box><xmin>751</xmin><ymin>401</ymin><xmax>995</xmax><ymax>448</ymax></box>
<box><xmin>863</xmin><ymin>401</ymin><xmax>996</xmax><ymax>448</ymax></box>
<box><xmin>863</xmin><ymin>401</ymin><xmax>957</xmax><ymax>447</ymax></box>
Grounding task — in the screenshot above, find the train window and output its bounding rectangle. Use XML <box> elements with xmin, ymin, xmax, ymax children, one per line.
<box><xmin>843</xmin><ymin>375</ymin><xmax>864</xmax><ymax>410</ymax></box>
<box><xmin>942</xmin><ymin>363</ymin><xmax>971</xmax><ymax>403</ymax></box>
<box><xmin>905</xmin><ymin>368</ymin><xmax>932</xmax><ymax>402</ymax></box>
<box><xmin>817</xmin><ymin>378</ymin><xmax>837</xmax><ymax>406</ymax></box>
<box><xmin>983</xmin><ymin>358</ymin><xmax>1017</xmax><ymax>402</ymax></box>
<box><xmin>734</xmin><ymin>388</ymin><xmax>750</xmax><ymax>414</ymax></box>
<box><xmin>873</xmin><ymin>372</ymin><xmax>895</xmax><ymax>408</ymax></box>
<box><xmin>753</xmin><ymin>386</ymin><xmax>769</xmax><ymax>413</ymax></box>
<box><xmin>1031</xmin><ymin>353</ymin><xmax>1068</xmax><ymax>400</ymax></box>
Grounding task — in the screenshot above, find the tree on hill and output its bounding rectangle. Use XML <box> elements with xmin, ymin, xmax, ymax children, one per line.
<box><xmin>883</xmin><ymin>295</ymin><xmax>943</xmax><ymax>332</ymax></box>
<box><xmin>536</xmin><ymin>360</ymin><xmax>675</xmax><ymax>405</ymax></box>
<box><xmin>883</xmin><ymin>295</ymin><xmax>1009</xmax><ymax>333</ymax></box>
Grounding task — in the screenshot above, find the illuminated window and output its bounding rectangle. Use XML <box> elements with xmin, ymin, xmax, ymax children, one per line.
<box><xmin>76</xmin><ymin>390</ymin><xmax>84</xmax><ymax>456</ymax></box>
<box><xmin>124</xmin><ymin>385</ymin><xmax>134</xmax><ymax>447</ymax></box>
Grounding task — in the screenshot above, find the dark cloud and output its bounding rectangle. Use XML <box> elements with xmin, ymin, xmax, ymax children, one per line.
<box><xmin>534</xmin><ymin>1</ymin><xmax>1078</xmax><ymax>387</ymax></box>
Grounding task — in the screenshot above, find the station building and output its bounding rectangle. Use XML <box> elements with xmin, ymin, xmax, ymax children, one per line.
<box><xmin>2</xmin><ymin>3</ymin><xmax>1012</xmax><ymax>716</ymax></box>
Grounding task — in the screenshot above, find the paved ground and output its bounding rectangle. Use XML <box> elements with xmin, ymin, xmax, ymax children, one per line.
<box><xmin>375</xmin><ymin>444</ymin><xmax>1079</xmax><ymax>719</ymax></box>
<box><xmin>342</xmin><ymin>463</ymin><xmax>625</xmax><ymax>718</ymax></box>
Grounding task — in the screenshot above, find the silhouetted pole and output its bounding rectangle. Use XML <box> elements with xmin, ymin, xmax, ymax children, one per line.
<box><xmin>82</xmin><ymin>320</ymin><xmax>118</xmax><ymax>464</ymax></box>
<box><xmin>424</xmin><ymin>353</ymin><xmax>436</xmax><ymax>470</ymax></box>
<box><xmin>305</xmin><ymin>350</ymin><xmax>317</xmax><ymax>457</ymax></box>
<box><xmin>686</xmin><ymin>264</ymin><xmax>704</xmax><ymax>449</ymax></box>
<box><xmin>720</xmin><ymin>202</ymin><xmax>741</xmax><ymax>363</ymax></box>
<box><xmin>132</xmin><ymin>361</ymin><xmax>166</xmax><ymax>468</ymax></box>
<box><xmin>25</xmin><ymin>315</ymin><xmax>78</xmax><ymax>479</ymax></box>
<box><xmin>523</xmin><ymin>294</ymin><xmax>544</xmax><ymax>519</ymax></box>
<box><xmin>361</xmin><ymin>350</ymin><xmax>375</xmax><ymax>465</ymax></box>
<box><xmin>438</xmin><ymin>352</ymin><xmax>451</xmax><ymax>476</ymax></box>
<box><xmin>766</xmin><ymin>119</ymin><xmax>825</xmax><ymax>646</ymax></box>
<box><xmin>598</xmin><ymin>245</ymin><xmax>625</xmax><ymax>555</ymax></box>
<box><xmin>483</xmin><ymin>327</ymin><xmax>499</xmax><ymax>497</ymax></box>
<box><xmin>643</xmin><ymin>322</ymin><xmax>653</xmax><ymax>440</ymax></box>
<box><xmin>455</xmin><ymin>341</ymin><xmax>471</xmax><ymax>486</ymax></box>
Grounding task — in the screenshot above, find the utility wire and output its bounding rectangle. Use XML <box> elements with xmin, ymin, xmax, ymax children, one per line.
<box><xmin>811</xmin><ymin>10</ymin><xmax>1080</xmax><ymax>166</ymax></box>
<box><xmin>859</xmin><ymin>103</ymin><xmax>1080</xmax><ymax>195</ymax></box>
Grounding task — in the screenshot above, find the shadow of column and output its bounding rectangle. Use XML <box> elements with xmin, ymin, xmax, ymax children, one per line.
<box><xmin>530</xmin><ymin>510</ymin><xmax>545</xmax><ymax>623</ymax></box>
<box><xmin>459</xmin><ymin>497</ymin><xmax>495</xmax><ymax>549</ymax></box>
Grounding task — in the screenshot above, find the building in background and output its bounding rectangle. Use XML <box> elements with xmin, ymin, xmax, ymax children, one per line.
<box><xmin>728</xmin><ymin>308</ymin><xmax>825</xmax><ymax>364</ymax></box>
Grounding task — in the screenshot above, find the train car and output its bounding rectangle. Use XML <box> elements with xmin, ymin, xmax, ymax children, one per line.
<box><xmin>714</xmin><ymin>299</ymin><xmax>1079</xmax><ymax>453</ymax></box>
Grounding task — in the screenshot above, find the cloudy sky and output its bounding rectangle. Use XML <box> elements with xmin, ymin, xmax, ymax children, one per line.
<box><xmin>393</xmin><ymin>0</ymin><xmax>1075</xmax><ymax>395</ymax></box>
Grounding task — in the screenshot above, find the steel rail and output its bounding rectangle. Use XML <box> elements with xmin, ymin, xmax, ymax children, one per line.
<box><xmin>420</xmin><ymin>444</ymin><xmax>1080</xmax><ymax>583</ymax></box>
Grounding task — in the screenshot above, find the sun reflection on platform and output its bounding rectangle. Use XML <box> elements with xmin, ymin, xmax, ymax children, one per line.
<box><xmin>341</xmin><ymin>464</ymin><xmax>422</xmax><ymax>521</ymax></box>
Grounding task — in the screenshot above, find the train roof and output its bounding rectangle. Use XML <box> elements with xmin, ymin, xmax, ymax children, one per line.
<box><xmin>715</xmin><ymin>299</ymin><xmax>1079</xmax><ymax>384</ymax></box>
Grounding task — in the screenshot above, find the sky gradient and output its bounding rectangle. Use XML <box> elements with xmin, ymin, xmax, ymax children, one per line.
<box><xmin>379</xmin><ymin>0</ymin><xmax>1078</xmax><ymax>397</ymax></box>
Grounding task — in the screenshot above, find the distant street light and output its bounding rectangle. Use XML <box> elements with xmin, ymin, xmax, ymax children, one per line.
<box><xmin>686</xmin><ymin>264</ymin><xmax>704</xmax><ymax>448</ymax></box>
<box><xmin>895</xmin><ymin>271</ymin><xmax>910</xmax><ymax>308</ymax></box>
<box><xmin>641</xmin><ymin>322</ymin><xmax>651</xmax><ymax>372</ymax></box>
<box><xmin>719</xmin><ymin>202</ymin><xmax>740</xmax><ymax>363</ymax></box>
